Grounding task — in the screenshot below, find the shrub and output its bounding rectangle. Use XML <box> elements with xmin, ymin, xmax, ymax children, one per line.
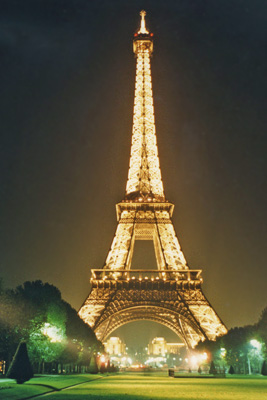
<box><xmin>100</xmin><ymin>362</ymin><xmax>106</xmax><ymax>374</ymax></box>
<box><xmin>6</xmin><ymin>341</ymin><xmax>33</xmax><ymax>384</ymax></box>
<box><xmin>228</xmin><ymin>365</ymin><xmax>235</xmax><ymax>374</ymax></box>
<box><xmin>261</xmin><ymin>360</ymin><xmax>267</xmax><ymax>376</ymax></box>
<box><xmin>209</xmin><ymin>361</ymin><xmax>217</xmax><ymax>375</ymax></box>
<box><xmin>107</xmin><ymin>359</ymin><xmax>113</xmax><ymax>372</ymax></box>
<box><xmin>88</xmin><ymin>355</ymin><xmax>98</xmax><ymax>374</ymax></box>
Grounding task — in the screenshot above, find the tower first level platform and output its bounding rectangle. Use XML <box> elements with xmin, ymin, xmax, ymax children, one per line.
<box><xmin>79</xmin><ymin>267</ymin><xmax>227</xmax><ymax>348</ymax></box>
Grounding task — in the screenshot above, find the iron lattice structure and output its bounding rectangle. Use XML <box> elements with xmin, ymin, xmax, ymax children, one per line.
<box><xmin>79</xmin><ymin>11</ymin><xmax>227</xmax><ymax>348</ymax></box>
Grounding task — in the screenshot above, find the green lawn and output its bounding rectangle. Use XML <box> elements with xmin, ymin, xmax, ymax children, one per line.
<box><xmin>0</xmin><ymin>373</ymin><xmax>266</xmax><ymax>400</ymax></box>
<box><xmin>0</xmin><ymin>374</ymin><xmax>101</xmax><ymax>400</ymax></box>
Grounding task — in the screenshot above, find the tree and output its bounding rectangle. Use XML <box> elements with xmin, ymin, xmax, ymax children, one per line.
<box><xmin>198</xmin><ymin>366</ymin><xmax>202</xmax><ymax>374</ymax></box>
<box><xmin>209</xmin><ymin>361</ymin><xmax>217</xmax><ymax>375</ymax></box>
<box><xmin>0</xmin><ymin>289</ymin><xmax>24</xmax><ymax>370</ymax></box>
<box><xmin>6</xmin><ymin>341</ymin><xmax>33</xmax><ymax>384</ymax></box>
<box><xmin>228</xmin><ymin>365</ymin><xmax>235</xmax><ymax>374</ymax></box>
<box><xmin>1</xmin><ymin>280</ymin><xmax>102</xmax><ymax>373</ymax></box>
<box><xmin>107</xmin><ymin>359</ymin><xmax>113</xmax><ymax>373</ymax></box>
<box><xmin>195</xmin><ymin>338</ymin><xmax>222</xmax><ymax>364</ymax></box>
<box><xmin>257</xmin><ymin>308</ymin><xmax>267</xmax><ymax>357</ymax></box>
<box><xmin>223</xmin><ymin>326</ymin><xmax>254</xmax><ymax>374</ymax></box>
<box><xmin>261</xmin><ymin>360</ymin><xmax>267</xmax><ymax>376</ymax></box>
<box><xmin>194</xmin><ymin>305</ymin><xmax>267</xmax><ymax>375</ymax></box>
<box><xmin>88</xmin><ymin>355</ymin><xmax>98</xmax><ymax>374</ymax></box>
<box><xmin>100</xmin><ymin>362</ymin><xmax>106</xmax><ymax>374</ymax></box>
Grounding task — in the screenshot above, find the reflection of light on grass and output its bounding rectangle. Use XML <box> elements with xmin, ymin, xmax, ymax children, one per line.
<box><xmin>42</xmin><ymin>323</ymin><xmax>63</xmax><ymax>342</ymax></box>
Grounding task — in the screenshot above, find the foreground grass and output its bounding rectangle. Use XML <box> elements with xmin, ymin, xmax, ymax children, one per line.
<box><xmin>0</xmin><ymin>373</ymin><xmax>266</xmax><ymax>400</ymax></box>
<box><xmin>0</xmin><ymin>374</ymin><xmax>101</xmax><ymax>400</ymax></box>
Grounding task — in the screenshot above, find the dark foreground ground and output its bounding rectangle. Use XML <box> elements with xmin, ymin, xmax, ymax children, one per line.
<box><xmin>0</xmin><ymin>372</ymin><xmax>266</xmax><ymax>400</ymax></box>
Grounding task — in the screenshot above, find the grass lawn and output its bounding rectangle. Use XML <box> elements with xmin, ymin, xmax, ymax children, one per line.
<box><xmin>0</xmin><ymin>373</ymin><xmax>266</xmax><ymax>400</ymax></box>
<box><xmin>0</xmin><ymin>374</ymin><xmax>101</xmax><ymax>400</ymax></box>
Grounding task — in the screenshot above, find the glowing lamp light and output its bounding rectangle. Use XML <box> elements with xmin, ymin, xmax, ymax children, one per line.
<box><xmin>190</xmin><ymin>356</ymin><xmax>198</xmax><ymax>367</ymax></box>
<box><xmin>250</xmin><ymin>339</ymin><xmax>261</xmax><ymax>350</ymax></box>
<box><xmin>100</xmin><ymin>355</ymin><xmax>106</xmax><ymax>363</ymax></box>
<box><xmin>220</xmin><ymin>348</ymin><xmax>226</xmax><ymax>357</ymax></box>
<box><xmin>42</xmin><ymin>323</ymin><xmax>63</xmax><ymax>343</ymax></box>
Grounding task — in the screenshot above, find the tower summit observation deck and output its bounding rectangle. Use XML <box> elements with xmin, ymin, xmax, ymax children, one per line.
<box><xmin>79</xmin><ymin>11</ymin><xmax>227</xmax><ymax>348</ymax></box>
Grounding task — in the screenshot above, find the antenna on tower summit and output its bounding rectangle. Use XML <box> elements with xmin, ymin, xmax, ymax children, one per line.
<box><xmin>138</xmin><ymin>10</ymin><xmax>149</xmax><ymax>34</ymax></box>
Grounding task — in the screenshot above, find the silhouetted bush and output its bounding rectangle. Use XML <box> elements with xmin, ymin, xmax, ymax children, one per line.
<box><xmin>6</xmin><ymin>341</ymin><xmax>33</xmax><ymax>384</ymax></box>
<box><xmin>100</xmin><ymin>362</ymin><xmax>106</xmax><ymax>374</ymax></box>
<box><xmin>261</xmin><ymin>360</ymin><xmax>267</xmax><ymax>376</ymax></box>
<box><xmin>228</xmin><ymin>365</ymin><xmax>235</xmax><ymax>374</ymax></box>
<box><xmin>209</xmin><ymin>361</ymin><xmax>217</xmax><ymax>375</ymax></box>
<box><xmin>88</xmin><ymin>355</ymin><xmax>98</xmax><ymax>374</ymax></box>
<box><xmin>198</xmin><ymin>366</ymin><xmax>202</xmax><ymax>374</ymax></box>
<box><xmin>111</xmin><ymin>363</ymin><xmax>118</xmax><ymax>372</ymax></box>
<box><xmin>107</xmin><ymin>359</ymin><xmax>113</xmax><ymax>372</ymax></box>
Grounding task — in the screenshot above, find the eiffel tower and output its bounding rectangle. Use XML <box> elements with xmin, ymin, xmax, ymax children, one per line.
<box><xmin>79</xmin><ymin>11</ymin><xmax>227</xmax><ymax>348</ymax></box>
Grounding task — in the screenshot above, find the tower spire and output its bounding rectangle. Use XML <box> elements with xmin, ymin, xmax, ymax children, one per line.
<box><xmin>126</xmin><ymin>11</ymin><xmax>163</xmax><ymax>201</ymax></box>
<box><xmin>138</xmin><ymin>10</ymin><xmax>149</xmax><ymax>34</ymax></box>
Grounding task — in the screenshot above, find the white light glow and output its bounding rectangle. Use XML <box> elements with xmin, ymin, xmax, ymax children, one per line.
<box><xmin>42</xmin><ymin>323</ymin><xmax>63</xmax><ymax>343</ymax></box>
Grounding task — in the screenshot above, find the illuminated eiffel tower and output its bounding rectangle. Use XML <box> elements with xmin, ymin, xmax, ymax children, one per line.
<box><xmin>79</xmin><ymin>11</ymin><xmax>227</xmax><ymax>348</ymax></box>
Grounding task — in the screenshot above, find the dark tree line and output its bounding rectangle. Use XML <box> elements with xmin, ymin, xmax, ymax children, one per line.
<box><xmin>195</xmin><ymin>307</ymin><xmax>267</xmax><ymax>374</ymax></box>
<box><xmin>0</xmin><ymin>280</ymin><xmax>103</xmax><ymax>374</ymax></box>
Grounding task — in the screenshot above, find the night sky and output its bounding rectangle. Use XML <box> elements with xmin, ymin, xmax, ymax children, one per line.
<box><xmin>1</xmin><ymin>0</ymin><xmax>266</xmax><ymax>346</ymax></box>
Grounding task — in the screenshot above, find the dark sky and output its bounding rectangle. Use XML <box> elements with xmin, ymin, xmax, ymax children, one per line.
<box><xmin>1</xmin><ymin>0</ymin><xmax>266</xmax><ymax>347</ymax></box>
